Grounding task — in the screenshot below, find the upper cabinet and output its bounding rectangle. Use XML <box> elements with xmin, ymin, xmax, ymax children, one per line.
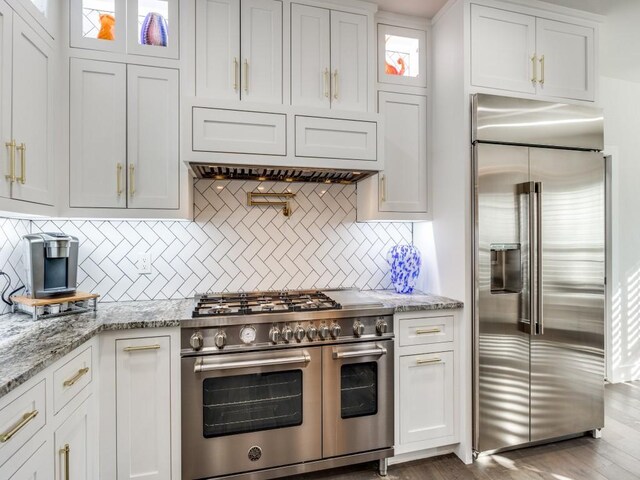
<box><xmin>70</xmin><ymin>0</ymin><xmax>179</xmax><ymax>58</ymax></box>
<box><xmin>470</xmin><ymin>4</ymin><xmax>595</xmax><ymax>101</ymax></box>
<box><xmin>17</xmin><ymin>0</ymin><xmax>57</xmax><ymax>38</ymax></box>
<box><xmin>3</xmin><ymin>13</ymin><xmax>54</xmax><ymax>206</ymax></box>
<box><xmin>378</xmin><ymin>24</ymin><xmax>426</xmax><ymax>88</ymax></box>
<box><xmin>291</xmin><ymin>4</ymin><xmax>367</xmax><ymax>111</ymax></box>
<box><xmin>196</xmin><ymin>0</ymin><xmax>282</xmax><ymax>104</ymax></box>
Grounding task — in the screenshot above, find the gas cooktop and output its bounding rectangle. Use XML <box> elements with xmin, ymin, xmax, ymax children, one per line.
<box><xmin>192</xmin><ymin>290</ymin><xmax>342</xmax><ymax>317</ymax></box>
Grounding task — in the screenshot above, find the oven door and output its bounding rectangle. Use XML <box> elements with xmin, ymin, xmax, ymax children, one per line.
<box><xmin>322</xmin><ymin>340</ymin><xmax>394</xmax><ymax>458</ymax></box>
<box><xmin>182</xmin><ymin>347</ymin><xmax>322</xmax><ymax>479</ymax></box>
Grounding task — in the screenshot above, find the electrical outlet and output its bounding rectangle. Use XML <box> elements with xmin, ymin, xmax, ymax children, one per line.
<box><xmin>137</xmin><ymin>252</ymin><xmax>152</xmax><ymax>275</ymax></box>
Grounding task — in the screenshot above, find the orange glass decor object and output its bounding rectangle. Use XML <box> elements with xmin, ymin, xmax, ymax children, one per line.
<box><xmin>385</xmin><ymin>58</ymin><xmax>406</xmax><ymax>76</ymax></box>
<box><xmin>97</xmin><ymin>13</ymin><xmax>115</xmax><ymax>40</ymax></box>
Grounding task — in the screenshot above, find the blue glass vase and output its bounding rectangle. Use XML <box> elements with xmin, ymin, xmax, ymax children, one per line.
<box><xmin>387</xmin><ymin>244</ymin><xmax>421</xmax><ymax>294</ymax></box>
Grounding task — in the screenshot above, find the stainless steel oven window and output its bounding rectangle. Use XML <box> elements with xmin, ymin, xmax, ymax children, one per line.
<box><xmin>340</xmin><ymin>362</ymin><xmax>378</xmax><ymax>419</ymax></box>
<box><xmin>202</xmin><ymin>370</ymin><xmax>303</xmax><ymax>437</ymax></box>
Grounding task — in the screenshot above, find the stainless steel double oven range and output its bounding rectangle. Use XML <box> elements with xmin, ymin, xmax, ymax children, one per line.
<box><xmin>181</xmin><ymin>290</ymin><xmax>394</xmax><ymax>480</ymax></box>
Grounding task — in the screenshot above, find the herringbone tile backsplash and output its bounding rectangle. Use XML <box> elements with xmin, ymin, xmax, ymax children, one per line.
<box><xmin>0</xmin><ymin>181</ymin><xmax>412</xmax><ymax>313</ymax></box>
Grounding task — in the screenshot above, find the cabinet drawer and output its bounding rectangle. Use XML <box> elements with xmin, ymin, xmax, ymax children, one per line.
<box><xmin>398</xmin><ymin>315</ymin><xmax>454</xmax><ymax>347</ymax></box>
<box><xmin>193</xmin><ymin>108</ymin><xmax>286</xmax><ymax>155</ymax></box>
<box><xmin>295</xmin><ymin>116</ymin><xmax>377</xmax><ymax>160</ymax></box>
<box><xmin>0</xmin><ymin>380</ymin><xmax>46</xmax><ymax>467</ymax></box>
<box><xmin>53</xmin><ymin>346</ymin><xmax>93</xmax><ymax>414</ymax></box>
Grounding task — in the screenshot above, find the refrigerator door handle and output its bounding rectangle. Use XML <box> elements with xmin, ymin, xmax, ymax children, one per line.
<box><xmin>517</xmin><ymin>181</ymin><xmax>536</xmax><ymax>335</ymax></box>
<box><xmin>535</xmin><ymin>181</ymin><xmax>544</xmax><ymax>335</ymax></box>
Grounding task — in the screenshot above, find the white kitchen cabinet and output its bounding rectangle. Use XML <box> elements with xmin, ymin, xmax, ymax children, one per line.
<box><xmin>54</xmin><ymin>399</ymin><xmax>96</xmax><ymax>480</ymax></box>
<box><xmin>0</xmin><ymin>440</ymin><xmax>52</xmax><ymax>480</ymax></box>
<box><xmin>195</xmin><ymin>0</ymin><xmax>240</xmax><ymax>100</ymax></box>
<box><xmin>377</xmin><ymin>92</ymin><xmax>427</xmax><ymax>213</ymax></box>
<box><xmin>17</xmin><ymin>0</ymin><xmax>56</xmax><ymax>39</ymax></box>
<box><xmin>0</xmin><ymin>0</ymin><xmax>11</xmax><ymax>200</ymax></box>
<box><xmin>240</xmin><ymin>0</ymin><xmax>282</xmax><ymax>104</ymax></box>
<box><xmin>70</xmin><ymin>0</ymin><xmax>178</xmax><ymax>58</ymax></box>
<box><xmin>290</xmin><ymin>5</ymin><xmax>367</xmax><ymax>112</ymax></box>
<box><xmin>470</xmin><ymin>4</ymin><xmax>594</xmax><ymax>101</ymax></box>
<box><xmin>115</xmin><ymin>336</ymin><xmax>172</xmax><ymax>480</ymax></box>
<box><xmin>69</xmin><ymin>61</ymin><xmax>179</xmax><ymax>210</ymax></box>
<box><xmin>195</xmin><ymin>0</ymin><xmax>282</xmax><ymax>103</ymax></box>
<box><xmin>290</xmin><ymin>3</ymin><xmax>330</xmax><ymax>109</ymax></box>
<box><xmin>378</xmin><ymin>24</ymin><xmax>427</xmax><ymax>87</ymax></box>
<box><xmin>70</xmin><ymin>59</ymin><xmax>127</xmax><ymax>209</ymax></box>
<box><xmin>330</xmin><ymin>10</ymin><xmax>367</xmax><ymax>112</ymax></box>
<box><xmin>127</xmin><ymin>65</ymin><xmax>179</xmax><ymax>209</ymax></box>
<box><xmin>399</xmin><ymin>351</ymin><xmax>454</xmax><ymax>445</ymax></box>
<box><xmin>295</xmin><ymin>116</ymin><xmax>376</xmax><ymax>161</ymax></box>
<box><xmin>535</xmin><ymin>18</ymin><xmax>594</xmax><ymax>101</ymax></box>
<box><xmin>10</xmin><ymin>14</ymin><xmax>54</xmax><ymax>205</ymax></box>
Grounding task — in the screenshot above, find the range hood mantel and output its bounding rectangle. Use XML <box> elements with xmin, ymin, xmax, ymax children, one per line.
<box><xmin>189</xmin><ymin>163</ymin><xmax>377</xmax><ymax>184</ymax></box>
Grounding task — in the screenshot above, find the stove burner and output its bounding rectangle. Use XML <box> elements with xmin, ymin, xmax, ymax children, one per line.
<box><xmin>192</xmin><ymin>290</ymin><xmax>342</xmax><ymax>318</ymax></box>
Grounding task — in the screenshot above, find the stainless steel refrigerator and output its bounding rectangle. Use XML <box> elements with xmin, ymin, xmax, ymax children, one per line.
<box><xmin>472</xmin><ymin>94</ymin><xmax>605</xmax><ymax>455</ymax></box>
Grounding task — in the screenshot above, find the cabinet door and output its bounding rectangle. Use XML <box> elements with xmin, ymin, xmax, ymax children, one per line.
<box><xmin>399</xmin><ymin>351</ymin><xmax>454</xmax><ymax>445</ymax></box>
<box><xmin>1</xmin><ymin>441</ymin><xmax>53</xmax><ymax>480</ymax></box>
<box><xmin>127</xmin><ymin>0</ymin><xmax>179</xmax><ymax>59</ymax></box>
<box><xmin>470</xmin><ymin>5</ymin><xmax>536</xmax><ymax>94</ymax></box>
<box><xmin>11</xmin><ymin>15</ymin><xmax>54</xmax><ymax>205</ymax></box>
<box><xmin>69</xmin><ymin>0</ymin><xmax>126</xmax><ymax>53</ymax></box>
<box><xmin>55</xmin><ymin>399</ymin><xmax>96</xmax><ymax>480</ymax></box>
<box><xmin>0</xmin><ymin>1</ymin><xmax>11</xmax><ymax>200</ymax></box>
<box><xmin>196</xmin><ymin>0</ymin><xmax>240</xmax><ymax>100</ymax></box>
<box><xmin>127</xmin><ymin>65</ymin><xmax>179</xmax><ymax>209</ymax></box>
<box><xmin>330</xmin><ymin>10</ymin><xmax>367</xmax><ymax>112</ymax></box>
<box><xmin>116</xmin><ymin>336</ymin><xmax>171</xmax><ymax>480</ymax></box>
<box><xmin>536</xmin><ymin>19</ymin><xmax>594</xmax><ymax>101</ymax></box>
<box><xmin>70</xmin><ymin>59</ymin><xmax>126</xmax><ymax>208</ymax></box>
<box><xmin>378</xmin><ymin>92</ymin><xmax>427</xmax><ymax>213</ymax></box>
<box><xmin>291</xmin><ymin>3</ymin><xmax>330</xmax><ymax>108</ymax></box>
<box><xmin>241</xmin><ymin>0</ymin><xmax>282</xmax><ymax>104</ymax></box>
<box><xmin>17</xmin><ymin>0</ymin><xmax>56</xmax><ymax>39</ymax></box>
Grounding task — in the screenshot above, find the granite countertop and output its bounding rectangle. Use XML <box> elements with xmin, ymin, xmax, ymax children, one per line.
<box><xmin>0</xmin><ymin>290</ymin><xmax>462</xmax><ymax>400</ymax></box>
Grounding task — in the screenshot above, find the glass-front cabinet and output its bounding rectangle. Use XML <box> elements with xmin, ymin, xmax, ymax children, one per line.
<box><xmin>19</xmin><ymin>0</ymin><xmax>57</xmax><ymax>37</ymax></box>
<box><xmin>378</xmin><ymin>24</ymin><xmax>426</xmax><ymax>87</ymax></box>
<box><xmin>70</xmin><ymin>0</ymin><xmax>178</xmax><ymax>57</ymax></box>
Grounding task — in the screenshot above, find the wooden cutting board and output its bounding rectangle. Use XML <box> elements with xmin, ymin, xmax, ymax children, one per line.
<box><xmin>11</xmin><ymin>292</ymin><xmax>100</xmax><ymax>307</ymax></box>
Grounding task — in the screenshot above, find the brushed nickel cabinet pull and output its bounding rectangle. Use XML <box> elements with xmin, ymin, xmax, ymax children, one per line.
<box><xmin>116</xmin><ymin>163</ymin><xmax>123</xmax><ymax>196</ymax></box>
<box><xmin>129</xmin><ymin>164</ymin><xmax>135</xmax><ymax>196</ymax></box>
<box><xmin>0</xmin><ymin>410</ymin><xmax>38</xmax><ymax>443</ymax></box>
<box><xmin>60</xmin><ymin>444</ymin><xmax>70</xmax><ymax>480</ymax></box>
<box><xmin>123</xmin><ymin>344</ymin><xmax>160</xmax><ymax>352</ymax></box>
<box><xmin>416</xmin><ymin>357</ymin><xmax>442</xmax><ymax>365</ymax></box>
<box><xmin>243</xmin><ymin>59</ymin><xmax>249</xmax><ymax>93</ymax></box>
<box><xmin>333</xmin><ymin>69</ymin><xmax>338</xmax><ymax>99</ymax></box>
<box><xmin>63</xmin><ymin>367</ymin><xmax>89</xmax><ymax>387</ymax></box>
<box><xmin>5</xmin><ymin>140</ymin><xmax>15</xmax><ymax>182</ymax></box>
<box><xmin>16</xmin><ymin>143</ymin><xmax>25</xmax><ymax>184</ymax></box>
<box><xmin>531</xmin><ymin>54</ymin><xmax>537</xmax><ymax>83</ymax></box>
<box><xmin>233</xmin><ymin>57</ymin><xmax>239</xmax><ymax>91</ymax></box>
<box><xmin>539</xmin><ymin>55</ymin><xmax>545</xmax><ymax>85</ymax></box>
<box><xmin>323</xmin><ymin>68</ymin><xmax>329</xmax><ymax>98</ymax></box>
<box><xmin>415</xmin><ymin>327</ymin><xmax>441</xmax><ymax>335</ymax></box>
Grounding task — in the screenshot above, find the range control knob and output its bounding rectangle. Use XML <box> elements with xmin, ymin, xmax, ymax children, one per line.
<box><xmin>189</xmin><ymin>331</ymin><xmax>204</xmax><ymax>351</ymax></box>
<box><xmin>213</xmin><ymin>331</ymin><xmax>227</xmax><ymax>349</ymax></box>
<box><xmin>353</xmin><ymin>321</ymin><xmax>365</xmax><ymax>338</ymax></box>
<box><xmin>282</xmin><ymin>325</ymin><xmax>294</xmax><ymax>343</ymax></box>
<box><xmin>307</xmin><ymin>325</ymin><xmax>318</xmax><ymax>341</ymax></box>
<box><xmin>294</xmin><ymin>325</ymin><xmax>306</xmax><ymax>342</ymax></box>
<box><xmin>376</xmin><ymin>320</ymin><xmax>388</xmax><ymax>335</ymax></box>
<box><xmin>269</xmin><ymin>327</ymin><xmax>281</xmax><ymax>344</ymax></box>
<box><xmin>330</xmin><ymin>323</ymin><xmax>342</xmax><ymax>339</ymax></box>
<box><xmin>318</xmin><ymin>324</ymin><xmax>329</xmax><ymax>340</ymax></box>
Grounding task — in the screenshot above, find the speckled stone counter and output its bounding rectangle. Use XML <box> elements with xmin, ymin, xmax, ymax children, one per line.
<box><xmin>0</xmin><ymin>299</ymin><xmax>192</xmax><ymax>399</ymax></box>
<box><xmin>359</xmin><ymin>290</ymin><xmax>463</xmax><ymax>313</ymax></box>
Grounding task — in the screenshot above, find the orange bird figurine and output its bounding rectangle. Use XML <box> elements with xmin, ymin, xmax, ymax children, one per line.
<box><xmin>385</xmin><ymin>58</ymin><xmax>406</xmax><ymax>76</ymax></box>
<box><xmin>97</xmin><ymin>13</ymin><xmax>115</xmax><ymax>41</ymax></box>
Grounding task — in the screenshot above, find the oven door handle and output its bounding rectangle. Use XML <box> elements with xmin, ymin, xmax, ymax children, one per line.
<box><xmin>332</xmin><ymin>346</ymin><xmax>387</xmax><ymax>360</ymax></box>
<box><xmin>193</xmin><ymin>352</ymin><xmax>311</xmax><ymax>373</ymax></box>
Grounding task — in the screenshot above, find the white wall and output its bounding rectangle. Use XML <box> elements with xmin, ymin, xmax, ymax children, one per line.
<box><xmin>598</xmin><ymin>0</ymin><xmax>640</xmax><ymax>382</ymax></box>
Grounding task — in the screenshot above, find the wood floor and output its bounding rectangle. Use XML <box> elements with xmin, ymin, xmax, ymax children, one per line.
<box><xmin>300</xmin><ymin>381</ymin><xmax>640</xmax><ymax>480</ymax></box>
